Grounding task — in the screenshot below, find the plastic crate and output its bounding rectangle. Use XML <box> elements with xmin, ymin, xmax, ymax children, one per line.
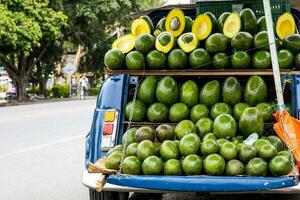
<box><xmin>196</xmin><ymin>0</ymin><xmax>291</xmax><ymax>21</ymax></box>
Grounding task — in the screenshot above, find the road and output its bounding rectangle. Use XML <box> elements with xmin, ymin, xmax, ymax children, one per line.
<box><xmin>0</xmin><ymin>99</ymin><xmax>96</xmax><ymax>200</ymax></box>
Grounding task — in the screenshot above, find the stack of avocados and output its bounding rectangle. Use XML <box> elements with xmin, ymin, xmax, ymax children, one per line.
<box><xmin>104</xmin><ymin>8</ymin><xmax>300</xmax><ymax>70</ymax></box>
<box><xmin>105</xmin><ymin>75</ymin><xmax>294</xmax><ymax>177</ymax></box>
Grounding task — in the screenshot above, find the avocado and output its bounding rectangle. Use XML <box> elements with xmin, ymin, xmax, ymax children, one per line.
<box><xmin>222</xmin><ymin>76</ymin><xmax>242</xmax><ymax>106</ymax></box>
<box><xmin>125</xmin><ymin>100</ymin><xmax>147</xmax><ymax>121</ymax></box>
<box><xmin>231</xmin><ymin>50</ymin><xmax>251</xmax><ymax>68</ymax></box>
<box><xmin>164</xmin><ymin>159</ymin><xmax>182</xmax><ymax>175</ymax></box>
<box><xmin>160</xmin><ymin>140</ymin><xmax>179</xmax><ymax>161</ymax></box>
<box><xmin>212</xmin><ymin>53</ymin><xmax>230</xmax><ymax>69</ymax></box>
<box><xmin>190</xmin><ymin>104</ymin><xmax>209</xmax><ymax>123</ymax></box>
<box><xmin>122</xmin><ymin>156</ymin><xmax>142</xmax><ymax>175</ymax></box>
<box><xmin>201</xmin><ymin>139</ymin><xmax>219</xmax><ymax>155</ymax></box>
<box><xmin>104</xmin><ymin>49</ymin><xmax>124</xmax><ymax>70</ymax></box>
<box><xmin>184</xmin><ymin>16</ymin><xmax>193</xmax><ymax>32</ymax></box>
<box><xmin>142</xmin><ymin>155</ymin><xmax>164</xmax><ymax>175</ymax></box>
<box><xmin>169</xmin><ymin>103</ymin><xmax>190</xmax><ymax>123</ymax></box>
<box><xmin>225</xmin><ymin>159</ymin><xmax>244</xmax><ymax>176</ymax></box>
<box><xmin>155</xmin><ymin>124</ymin><xmax>175</xmax><ymax>142</ymax></box>
<box><xmin>182</xmin><ymin>154</ymin><xmax>203</xmax><ymax>175</ymax></box>
<box><xmin>205</xmin><ymin>12</ymin><xmax>218</xmax><ymax>32</ymax></box>
<box><xmin>189</xmin><ymin>48</ymin><xmax>211</xmax><ymax>68</ymax></box>
<box><xmin>220</xmin><ymin>142</ymin><xmax>238</xmax><ymax>160</ymax></box>
<box><xmin>239</xmin><ymin>144</ymin><xmax>257</xmax><ymax>163</ymax></box>
<box><xmin>192</xmin><ymin>14</ymin><xmax>213</xmax><ymax>40</ymax></box>
<box><xmin>178</xmin><ymin>32</ymin><xmax>198</xmax><ymax>53</ymax></box>
<box><xmin>199</xmin><ymin>80</ymin><xmax>220</xmax><ymax>107</ymax></box>
<box><xmin>223</xmin><ymin>12</ymin><xmax>241</xmax><ymax>38</ymax></box>
<box><xmin>146</xmin><ymin>50</ymin><xmax>167</xmax><ymax>69</ymax></box>
<box><xmin>125</xmin><ymin>51</ymin><xmax>145</xmax><ymax>70</ymax></box>
<box><xmin>180</xmin><ymin>80</ymin><xmax>199</xmax><ymax>108</ymax></box>
<box><xmin>256</xmin><ymin>102</ymin><xmax>274</xmax><ymax>121</ymax></box>
<box><xmin>112</xmin><ymin>34</ymin><xmax>136</xmax><ymax>54</ymax></box>
<box><xmin>253</xmin><ymin>31</ymin><xmax>269</xmax><ymax>50</ymax></box>
<box><xmin>165</xmin><ymin>8</ymin><xmax>186</xmax><ymax>37</ymax></box>
<box><xmin>147</xmin><ymin>103</ymin><xmax>169</xmax><ymax>123</ymax></box>
<box><xmin>168</xmin><ymin>48</ymin><xmax>188</xmax><ymax>69</ymax></box>
<box><xmin>135</xmin><ymin>126</ymin><xmax>155</xmax><ymax>142</ymax></box>
<box><xmin>131</xmin><ymin>18</ymin><xmax>152</xmax><ymax>36</ymax></box>
<box><xmin>196</xmin><ymin>117</ymin><xmax>213</xmax><ymax>138</ymax></box>
<box><xmin>179</xmin><ymin>133</ymin><xmax>201</xmax><ymax>156</ymax></box>
<box><xmin>137</xmin><ymin>140</ymin><xmax>155</xmax><ymax>161</ymax></box>
<box><xmin>107</xmin><ymin>145</ymin><xmax>124</xmax><ymax>157</ymax></box>
<box><xmin>257</xmin><ymin>16</ymin><xmax>270</xmax><ymax>32</ymax></box>
<box><xmin>244</xmin><ymin>75</ymin><xmax>267</xmax><ymax>106</ymax></box>
<box><xmin>205</xmin><ymin>33</ymin><xmax>228</xmax><ymax>53</ymax></box>
<box><xmin>105</xmin><ymin>151</ymin><xmax>122</xmax><ymax>170</ymax></box>
<box><xmin>258</xmin><ymin>144</ymin><xmax>278</xmax><ymax>161</ymax></box>
<box><xmin>175</xmin><ymin>119</ymin><xmax>197</xmax><ymax>139</ymax></box>
<box><xmin>138</xmin><ymin>76</ymin><xmax>157</xmax><ymax>105</ymax></box>
<box><xmin>239</xmin><ymin>107</ymin><xmax>264</xmax><ymax>138</ymax></box>
<box><xmin>210</xmin><ymin>102</ymin><xmax>232</xmax><ymax>120</ymax></box>
<box><xmin>269</xmin><ymin>155</ymin><xmax>293</xmax><ymax>176</ymax></box>
<box><xmin>276</xmin><ymin>12</ymin><xmax>296</xmax><ymax>40</ymax></box>
<box><xmin>155</xmin><ymin>31</ymin><xmax>175</xmax><ymax>53</ymax></box>
<box><xmin>218</xmin><ymin>12</ymin><xmax>231</xmax><ymax>33</ymax></box>
<box><xmin>213</xmin><ymin>114</ymin><xmax>237</xmax><ymax>139</ymax></box>
<box><xmin>278</xmin><ymin>49</ymin><xmax>294</xmax><ymax>69</ymax></box>
<box><xmin>122</xmin><ymin>128</ymin><xmax>137</xmax><ymax>145</ymax></box>
<box><xmin>156</xmin><ymin>76</ymin><xmax>179</xmax><ymax>106</ymax></box>
<box><xmin>295</xmin><ymin>53</ymin><xmax>300</xmax><ymax>69</ymax></box>
<box><xmin>233</xmin><ymin>102</ymin><xmax>250</xmax><ymax>121</ymax></box>
<box><xmin>252</xmin><ymin>50</ymin><xmax>271</xmax><ymax>69</ymax></box>
<box><xmin>125</xmin><ymin>143</ymin><xmax>138</xmax><ymax>157</ymax></box>
<box><xmin>155</xmin><ymin>17</ymin><xmax>166</xmax><ymax>33</ymax></box>
<box><xmin>231</xmin><ymin>32</ymin><xmax>253</xmax><ymax>50</ymax></box>
<box><xmin>140</xmin><ymin>15</ymin><xmax>154</xmax><ymax>33</ymax></box>
<box><xmin>245</xmin><ymin>157</ymin><xmax>268</xmax><ymax>176</ymax></box>
<box><xmin>283</xmin><ymin>34</ymin><xmax>300</xmax><ymax>54</ymax></box>
<box><xmin>135</xmin><ymin>34</ymin><xmax>155</xmax><ymax>53</ymax></box>
<box><xmin>240</xmin><ymin>8</ymin><xmax>257</xmax><ymax>35</ymax></box>
<box><xmin>203</xmin><ymin>154</ymin><xmax>225</xmax><ymax>175</ymax></box>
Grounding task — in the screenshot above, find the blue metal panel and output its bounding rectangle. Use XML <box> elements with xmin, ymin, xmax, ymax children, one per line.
<box><xmin>85</xmin><ymin>74</ymin><xmax>129</xmax><ymax>167</ymax></box>
<box><xmin>107</xmin><ymin>175</ymin><xmax>298</xmax><ymax>192</ymax></box>
<box><xmin>292</xmin><ymin>75</ymin><xmax>300</xmax><ymax>119</ymax></box>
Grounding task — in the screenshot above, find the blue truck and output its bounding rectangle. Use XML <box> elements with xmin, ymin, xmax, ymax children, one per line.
<box><xmin>82</xmin><ymin>2</ymin><xmax>300</xmax><ymax>200</ymax></box>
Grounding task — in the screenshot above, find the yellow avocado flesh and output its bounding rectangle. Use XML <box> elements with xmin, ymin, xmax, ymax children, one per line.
<box><xmin>165</xmin><ymin>8</ymin><xmax>186</xmax><ymax>37</ymax></box>
<box><xmin>131</xmin><ymin>18</ymin><xmax>151</xmax><ymax>36</ymax></box>
<box><xmin>192</xmin><ymin>14</ymin><xmax>212</xmax><ymax>40</ymax></box>
<box><xmin>112</xmin><ymin>34</ymin><xmax>136</xmax><ymax>54</ymax></box>
<box><xmin>178</xmin><ymin>32</ymin><xmax>198</xmax><ymax>53</ymax></box>
<box><xmin>223</xmin><ymin>12</ymin><xmax>241</xmax><ymax>38</ymax></box>
<box><xmin>155</xmin><ymin>32</ymin><xmax>174</xmax><ymax>53</ymax></box>
<box><xmin>276</xmin><ymin>12</ymin><xmax>296</xmax><ymax>40</ymax></box>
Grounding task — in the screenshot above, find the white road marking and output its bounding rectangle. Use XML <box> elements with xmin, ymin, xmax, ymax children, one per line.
<box><xmin>0</xmin><ymin>134</ymin><xmax>85</xmax><ymax>158</ymax></box>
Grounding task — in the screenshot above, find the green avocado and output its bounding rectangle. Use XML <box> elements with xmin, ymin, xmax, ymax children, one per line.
<box><xmin>190</xmin><ymin>104</ymin><xmax>209</xmax><ymax>123</ymax></box>
<box><xmin>140</xmin><ymin>15</ymin><xmax>154</xmax><ymax>33</ymax></box>
<box><xmin>253</xmin><ymin>31</ymin><xmax>269</xmax><ymax>50</ymax></box>
<box><xmin>212</xmin><ymin>53</ymin><xmax>230</xmax><ymax>69</ymax></box>
<box><xmin>256</xmin><ymin>102</ymin><xmax>274</xmax><ymax>122</ymax></box>
<box><xmin>104</xmin><ymin>49</ymin><xmax>124</xmax><ymax>70</ymax></box>
<box><xmin>175</xmin><ymin>119</ymin><xmax>197</xmax><ymax>140</ymax></box>
<box><xmin>142</xmin><ymin>155</ymin><xmax>164</xmax><ymax>175</ymax></box>
<box><xmin>218</xmin><ymin>12</ymin><xmax>231</xmax><ymax>32</ymax></box>
<box><xmin>240</xmin><ymin>8</ymin><xmax>257</xmax><ymax>35</ymax></box>
<box><xmin>205</xmin><ymin>33</ymin><xmax>228</xmax><ymax>53</ymax></box>
<box><xmin>222</xmin><ymin>76</ymin><xmax>242</xmax><ymax>106</ymax></box>
<box><xmin>244</xmin><ymin>75</ymin><xmax>267</xmax><ymax>106</ymax></box>
<box><xmin>231</xmin><ymin>50</ymin><xmax>251</xmax><ymax>68</ymax></box>
<box><xmin>196</xmin><ymin>117</ymin><xmax>213</xmax><ymax>138</ymax></box>
<box><xmin>278</xmin><ymin>49</ymin><xmax>294</xmax><ymax>69</ymax></box>
<box><xmin>203</xmin><ymin>154</ymin><xmax>225</xmax><ymax>175</ymax></box>
<box><xmin>168</xmin><ymin>48</ymin><xmax>188</xmax><ymax>69</ymax></box>
<box><xmin>146</xmin><ymin>50</ymin><xmax>167</xmax><ymax>69</ymax></box>
<box><xmin>252</xmin><ymin>50</ymin><xmax>271</xmax><ymax>69</ymax></box>
<box><xmin>147</xmin><ymin>103</ymin><xmax>168</xmax><ymax>122</ymax></box>
<box><xmin>213</xmin><ymin>114</ymin><xmax>237</xmax><ymax>139</ymax></box>
<box><xmin>210</xmin><ymin>102</ymin><xmax>232</xmax><ymax>120</ymax></box>
<box><xmin>257</xmin><ymin>16</ymin><xmax>274</xmax><ymax>32</ymax></box>
<box><xmin>189</xmin><ymin>48</ymin><xmax>211</xmax><ymax>68</ymax></box>
<box><xmin>233</xmin><ymin>102</ymin><xmax>250</xmax><ymax>121</ymax></box>
<box><xmin>169</xmin><ymin>103</ymin><xmax>190</xmax><ymax>123</ymax></box>
<box><xmin>125</xmin><ymin>51</ymin><xmax>145</xmax><ymax>70</ymax></box>
<box><xmin>283</xmin><ymin>34</ymin><xmax>300</xmax><ymax>54</ymax></box>
<box><xmin>239</xmin><ymin>107</ymin><xmax>264</xmax><ymax>138</ymax></box>
<box><xmin>205</xmin><ymin>12</ymin><xmax>218</xmax><ymax>32</ymax></box>
<box><xmin>199</xmin><ymin>80</ymin><xmax>220</xmax><ymax>107</ymax></box>
<box><xmin>122</xmin><ymin>156</ymin><xmax>142</xmax><ymax>175</ymax></box>
<box><xmin>245</xmin><ymin>157</ymin><xmax>268</xmax><ymax>176</ymax></box>
<box><xmin>138</xmin><ymin>76</ymin><xmax>158</xmax><ymax>105</ymax></box>
<box><xmin>156</xmin><ymin>76</ymin><xmax>179</xmax><ymax>106</ymax></box>
<box><xmin>295</xmin><ymin>53</ymin><xmax>300</xmax><ymax>69</ymax></box>
<box><xmin>135</xmin><ymin>34</ymin><xmax>155</xmax><ymax>53</ymax></box>
<box><xmin>231</xmin><ymin>32</ymin><xmax>253</xmax><ymax>50</ymax></box>
<box><xmin>156</xmin><ymin>17</ymin><xmax>166</xmax><ymax>32</ymax></box>
<box><xmin>180</xmin><ymin>80</ymin><xmax>199</xmax><ymax>108</ymax></box>
<box><xmin>160</xmin><ymin>140</ymin><xmax>179</xmax><ymax>161</ymax></box>
<box><xmin>125</xmin><ymin>100</ymin><xmax>147</xmax><ymax>121</ymax></box>
<box><xmin>184</xmin><ymin>16</ymin><xmax>193</xmax><ymax>33</ymax></box>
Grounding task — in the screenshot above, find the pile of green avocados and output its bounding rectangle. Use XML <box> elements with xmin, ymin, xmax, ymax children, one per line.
<box><xmin>105</xmin><ymin>75</ymin><xmax>294</xmax><ymax>177</ymax></box>
<box><xmin>104</xmin><ymin>8</ymin><xmax>300</xmax><ymax>70</ymax></box>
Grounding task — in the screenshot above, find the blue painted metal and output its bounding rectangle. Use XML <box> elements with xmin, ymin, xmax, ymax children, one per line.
<box><xmin>106</xmin><ymin>175</ymin><xmax>298</xmax><ymax>192</ymax></box>
<box><xmin>85</xmin><ymin>74</ymin><xmax>129</xmax><ymax>167</ymax></box>
<box><xmin>292</xmin><ymin>75</ymin><xmax>300</xmax><ymax>119</ymax></box>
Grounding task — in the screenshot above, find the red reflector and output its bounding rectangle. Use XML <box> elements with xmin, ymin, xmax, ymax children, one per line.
<box><xmin>103</xmin><ymin>124</ymin><xmax>114</xmax><ymax>135</ymax></box>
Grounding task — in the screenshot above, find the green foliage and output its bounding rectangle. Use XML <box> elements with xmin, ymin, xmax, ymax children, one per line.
<box><xmin>88</xmin><ymin>87</ymin><xmax>100</xmax><ymax>96</ymax></box>
<box><xmin>27</xmin><ymin>87</ymin><xmax>40</xmax><ymax>94</ymax></box>
<box><xmin>51</xmin><ymin>83</ymin><xmax>70</xmax><ymax>98</ymax></box>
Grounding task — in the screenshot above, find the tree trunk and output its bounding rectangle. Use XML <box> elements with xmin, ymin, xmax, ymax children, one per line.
<box><xmin>14</xmin><ymin>78</ymin><xmax>28</xmax><ymax>101</ymax></box>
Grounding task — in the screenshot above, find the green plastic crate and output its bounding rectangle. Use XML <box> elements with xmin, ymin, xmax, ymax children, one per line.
<box><xmin>196</xmin><ymin>0</ymin><xmax>291</xmax><ymax>21</ymax></box>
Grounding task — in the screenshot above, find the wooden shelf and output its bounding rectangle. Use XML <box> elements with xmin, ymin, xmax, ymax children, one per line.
<box><xmin>105</xmin><ymin>69</ymin><xmax>300</xmax><ymax>77</ymax></box>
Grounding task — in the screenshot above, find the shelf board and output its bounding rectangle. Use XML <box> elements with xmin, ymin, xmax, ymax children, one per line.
<box><xmin>105</xmin><ymin>69</ymin><xmax>300</xmax><ymax>77</ymax></box>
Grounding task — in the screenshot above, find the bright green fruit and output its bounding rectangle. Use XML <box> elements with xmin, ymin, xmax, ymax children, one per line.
<box><xmin>254</xmin><ymin>31</ymin><xmax>269</xmax><ymax>50</ymax></box>
<box><xmin>225</xmin><ymin>159</ymin><xmax>245</xmax><ymax>176</ymax></box>
<box><xmin>219</xmin><ymin>142</ymin><xmax>238</xmax><ymax>160</ymax></box>
<box><xmin>189</xmin><ymin>48</ymin><xmax>211</xmax><ymax>68</ymax></box>
<box><xmin>231</xmin><ymin>136</ymin><xmax>244</xmax><ymax>145</ymax></box>
<box><xmin>283</xmin><ymin>34</ymin><xmax>300</xmax><ymax>54</ymax></box>
<box><xmin>233</xmin><ymin>103</ymin><xmax>250</xmax><ymax>121</ymax></box>
<box><xmin>277</xmin><ymin>151</ymin><xmax>292</xmax><ymax>159</ymax></box>
<box><xmin>256</xmin><ymin>102</ymin><xmax>274</xmax><ymax>122</ymax></box>
<box><xmin>160</xmin><ymin>140</ymin><xmax>179</xmax><ymax>161</ymax></box>
<box><xmin>205</xmin><ymin>33</ymin><xmax>228</xmax><ymax>53</ymax></box>
<box><xmin>269</xmin><ymin>155</ymin><xmax>293</xmax><ymax>176</ymax></box>
<box><xmin>125</xmin><ymin>50</ymin><xmax>145</xmax><ymax>70</ymax></box>
<box><xmin>135</xmin><ymin>34</ymin><xmax>155</xmax><ymax>53</ymax></box>
<box><xmin>137</xmin><ymin>140</ymin><xmax>155</xmax><ymax>160</ymax></box>
<box><xmin>104</xmin><ymin>49</ymin><xmax>124</xmax><ymax>70</ymax></box>
<box><xmin>267</xmin><ymin>136</ymin><xmax>284</xmax><ymax>152</ymax></box>
<box><xmin>155</xmin><ymin>124</ymin><xmax>175</xmax><ymax>142</ymax></box>
<box><xmin>122</xmin><ymin>128</ymin><xmax>137</xmax><ymax>145</ymax></box>
<box><xmin>126</xmin><ymin>143</ymin><xmax>138</xmax><ymax>157</ymax></box>
<box><xmin>184</xmin><ymin>16</ymin><xmax>193</xmax><ymax>32</ymax></box>
<box><xmin>210</xmin><ymin>102</ymin><xmax>232</xmax><ymax>120</ymax></box>
<box><xmin>179</xmin><ymin>133</ymin><xmax>201</xmax><ymax>156</ymax></box>
<box><xmin>125</xmin><ymin>100</ymin><xmax>147</xmax><ymax>122</ymax></box>
<box><xmin>190</xmin><ymin>104</ymin><xmax>209</xmax><ymax>123</ymax></box>
<box><xmin>147</xmin><ymin>103</ymin><xmax>168</xmax><ymax>122</ymax></box>
<box><xmin>244</xmin><ymin>75</ymin><xmax>267</xmax><ymax>106</ymax></box>
<box><xmin>218</xmin><ymin>12</ymin><xmax>231</xmax><ymax>32</ymax></box>
<box><xmin>164</xmin><ymin>159</ymin><xmax>182</xmax><ymax>175</ymax></box>
<box><xmin>217</xmin><ymin>138</ymin><xmax>229</xmax><ymax>147</ymax></box>
<box><xmin>135</xmin><ymin>126</ymin><xmax>155</xmax><ymax>142</ymax></box>
<box><xmin>258</xmin><ymin>144</ymin><xmax>278</xmax><ymax>160</ymax></box>
<box><xmin>257</xmin><ymin>16</ymin><xmax>268</xmax><ymax>32</ymax></box>
<box><xmin>199</xmin><ymin>80</ymin><xmax>220</xmax><ymax>107</ymax></box>
<box><xmin>245</xmin><ymin>157</ymin><xmax>268</xmax><ymax>176</ymax></box>
<box><xmin>146</xmin><ymin>50</ymin><xmax>167</xmax><ymax>69</ymax></box>
<box><xmin>231</xmin><ymin>32</ymin><xmax>253</xmax><ymax>50</ymax></box>
<box><xmin>156</xmin><ymin>76</ymin><xmax>179</xmax><ymax>106</ymax></box>
<box><xmin>222</xmin><ymin>76</ymin><xmax>242</xmax><ymax>106</ymax></box>
<box><xmin>239</xmin><ymin>107</ymin><xmax>264</xmax><ymax>138</ymax></box>
<box><xmin>205</xmin><ymin>12</ymin><xmax>218</xmax><ymax>32</ymax></box>
<box><xmin>153</xmin><ymin>141</ymin><xmax>161</xmax><ymax>156</ymax></box>
<box><xmin>254</xmin><ymin>139</ymin><xmax>271</xmax><ymax>151</ymax></box>
<box><xmin>196</xmin><ymin>117</ymin><xmax>213</xmax><ymax>138</ymax></box>
<box><xmin>213</xmin><ymin>114</ymin><xmax>237</xmax><ymax>139</ymax></box>
<box><xmin>169</xmin><ymin>103</ymin><xmax>189</xmax><ymax>122</ymax></box>
<box><xmin>212</xmin><ymin>53</ymin><xmax>230</xmax><ymax>69</ymax></box>
<box><xmin>107</xmin><ymin>145</ymin><xmax>123</xmax><ymax>156</ymax></box>
<box><xmin>240</xmin><ymin>8</ymin><xmax>257</xmax><ymax>35</ymax></box>
<box><xmin>278</xmin><ymin>49</ymin><xmax>294</xmax><ymax>69</ymax></box>
<box><xmin>105</xmin><ymin>151</ymin><xmax>122</xmax><ymax>170</ymax></box>
<box><xmin>203</xmin><ymin>154</ymin><xmax>225</xmax><ymax>175</ymax></box>
<box><xmin>203</xmin><ymin>133</ymin><xmax>217</xmax><ymax>142</ymax></box>
<box><xmin>252</xmin><ymin>50</ymin><xmax>271</xmax><ymax>69</ymax></box>
<box><xmin>178</xmin><ymin>32</ymin><xmax>198</xmax><ymax>53</ymax></box>
<box><xmin>175</xmin><ymin>120</ymin><xmax>197</xmax><ymax>140</ymax></box>
<box><xmin>201</xmin><ymin>139</ymin><xmax>219</xmax><ymax>155</ymax></box>
<box><xmin>138</xmin><ymin>76</ymin><xmax>157</xmax><ymax>105</ymax></box>
<box><xmin>182</xmin><ymin>154</ymin><xmax>203</xmax><ymax>175</ymax></box>
<box><xmin>168</xmin><ymin>48</ymin><xmax>188</xmax><ymax>69</ymax></box>
<box><xmin>239</xmin><ymin>144</ymin><xmax>257</xmax><ymax>163</ymax></box>
<box><xmin>231</xmin><ymin>51</ymin><xmax>251</xmax><ymax>68</ymax></box>
<box><xmin>180</xmin><ymin>80</ymin><xmax>199</xmax><ymax>108</ymax></box>
<box><xmin>142</xmin><ymin>156</ymin><xmax>164</xmax><ymax>175</ymax></box>
<box><xmin>122</xmin><ymin>156</ymin><xmax>142</xmax><ymax>175</ymax></box>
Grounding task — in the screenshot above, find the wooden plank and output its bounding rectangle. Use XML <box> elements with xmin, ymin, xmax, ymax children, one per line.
<box><xmin>105</xmin><ymin>69</ymin><xmax>300</xmax><ymax>76</ymax></box>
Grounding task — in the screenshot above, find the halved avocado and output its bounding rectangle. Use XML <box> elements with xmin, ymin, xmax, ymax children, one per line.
<box><xmin>205</xmin><ymin>12</ymin><xmax>218</xmax><ymax>32</ymax></box>
<box><xmin>184</xmin><ymin>16</ymin><xmax>194</xmax><ymax>33</ymax></box>
<box><xmin>223</xmin><ymin>12</ymin><xmax>241</xmax><ymax>38</ymax></box>
<box><xmin>276</xmin><ymin>12</ymin><xmax>296</xmax><ymax>40</ymax></box>
<box><xmin>112</xmin><ymin>34</ymin><xmax>136</xmax><ymax>54</ymax></box>
<box><xmin>165</xmin><ymin>8</ymin><xmax>186</xmax><ymax>37</ymax></box>
<box><xmin>155</xmin><ymin>31</ymin><xmax>175</xmax><ymax>53</ymax></box>
<box><xmin>218</xmin><ymin>12</ymin><xmax>231</xmax><ymax>32</ymax></box>
<box><xmin>140</xmin><ymin>15</ymin><xmax>154</xmax><ymax>33</ymax></box>
<box><xmin>192</xmin><ymin>14</ymin><xmax>213</xmax><ymax>40</ymax></box>
<box><xmin>178</xmin><ymin>32</ymin><xmax>198</xmax><ymax>53</ymax></box>
<box><xmin>154</xmin><ymin>17</ymin><xmax>166</xmax><ymax>37</ymax></box>
<box><xmin>131</xmin><ymin>18</ymin><xmax>151</xmax><ymax>36</ymax></box>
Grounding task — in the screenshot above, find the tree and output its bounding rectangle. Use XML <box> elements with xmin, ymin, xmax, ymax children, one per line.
<box><xmin>0</xmin><ymin>0</ymin><xmax>67</xmax><ymax>100</ymax></box>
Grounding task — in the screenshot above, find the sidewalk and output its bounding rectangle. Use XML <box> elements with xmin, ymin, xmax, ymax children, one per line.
<box><xmin>0</xmin><ymin>96</ymin><xmax>97</xmax><ymax>107</ymax></box>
